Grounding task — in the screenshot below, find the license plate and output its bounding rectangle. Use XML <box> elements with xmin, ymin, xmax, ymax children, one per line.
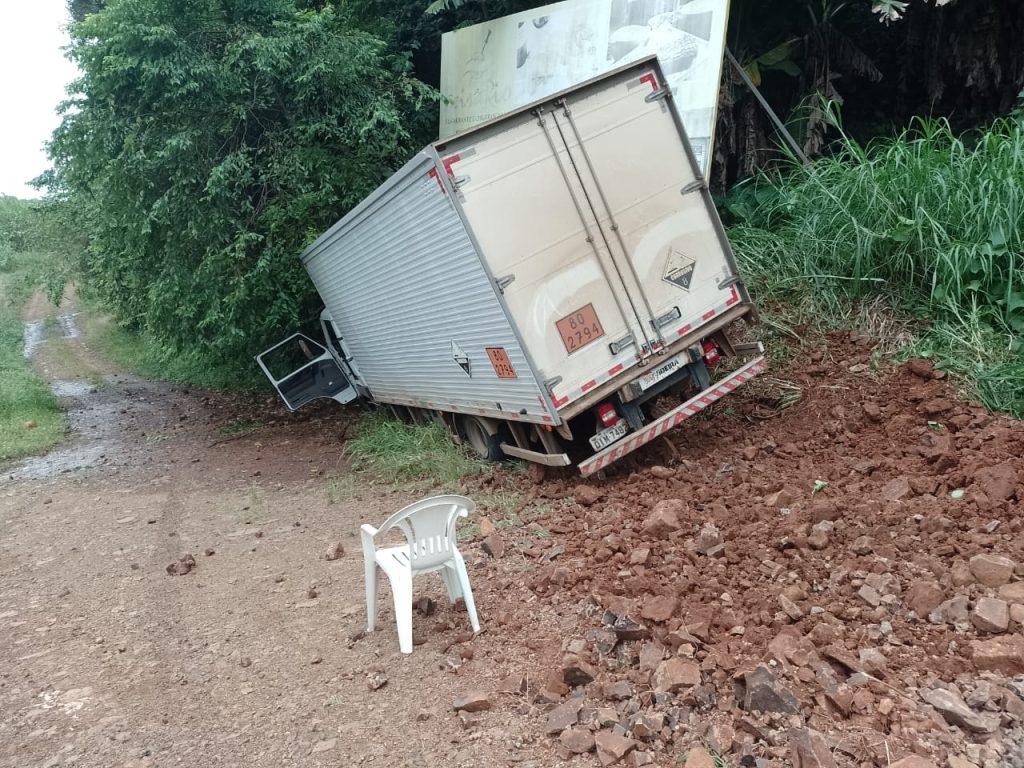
<box><xmin>589</xmin><ymin>421</ymin><xmax>628</xmax><ymax>451</ymax></box>
<box><xmin>638</xmin><ymin>354</ymin><xmax>684</xmax><ymax>391</ymax></box>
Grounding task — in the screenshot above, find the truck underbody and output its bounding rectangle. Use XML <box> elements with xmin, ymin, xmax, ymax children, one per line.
<box><xmin>376</xmin><ymin>319</ymin><xmax>765</xmax><ymax>477</ymax></box>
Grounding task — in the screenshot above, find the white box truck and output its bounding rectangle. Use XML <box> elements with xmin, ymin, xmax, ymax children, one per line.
<box><xmin>258</xmin><ymin>57</ymin><xmax>766</xmax><ymax>477</ymax></box>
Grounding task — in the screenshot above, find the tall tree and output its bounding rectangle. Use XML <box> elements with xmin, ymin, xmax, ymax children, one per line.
<box><xmin>48</xmin><ymin>0</ymin><xmax>435</xmax><ymax>368</ymax></box>
<box><xmin>68</xmin><ymin>0</ymin><xmax>105</xmax><ymax>22</ymax></box>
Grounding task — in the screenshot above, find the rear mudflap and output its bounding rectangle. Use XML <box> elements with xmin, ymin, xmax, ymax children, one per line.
<box><xmin>577</xmin><ymin>354</ymin><xmax>767</xmax><ymax>476</ymax></box>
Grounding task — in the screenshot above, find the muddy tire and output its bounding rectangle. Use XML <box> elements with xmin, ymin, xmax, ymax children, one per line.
<box><xmin>458</xmin><ymin>415</ymin><xmax>504</xmax><ymax>462</ymax></box>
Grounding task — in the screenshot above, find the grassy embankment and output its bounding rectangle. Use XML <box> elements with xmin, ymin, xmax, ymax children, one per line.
<box><xmin>726</xmin><ymin>117</ymin><xmax>1023</xmax><ymax>418</ymax></box>
<box><xmin>82</xmin><ymin>311</ymin><xmax>255</xmax><ymax>392</ymax></box>
<box><xmin>0</xmin><ymin>248</ymin><xmax>66</xmax><ymax>459</ymax></box>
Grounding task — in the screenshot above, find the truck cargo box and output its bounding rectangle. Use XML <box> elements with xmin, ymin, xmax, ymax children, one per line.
<box><xmin>260</xmin><ymin>56</ymin><xmax>766</xmax><ymax>475</ymax></box>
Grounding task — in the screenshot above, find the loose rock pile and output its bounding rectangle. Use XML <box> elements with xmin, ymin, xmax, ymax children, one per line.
<box><xmin>465</xmin><ymin>336</ymin><xmax>1024</xmax><ymax>767</ymax></box>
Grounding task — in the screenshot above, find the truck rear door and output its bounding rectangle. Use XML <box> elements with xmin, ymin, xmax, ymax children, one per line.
<box><xmin>553</xmin><ymin>67</ymin><xmax>743</xmax><ymax>346</ymax></box>
<box><xmin>438</xmin><ymin>59</ymin><xmax>744</xmax><ymax>413</ymax></box>
<box><xmin>439</xmin><ymin>96</ymin><xmax>655</xmax><ymax>412</ymax></box>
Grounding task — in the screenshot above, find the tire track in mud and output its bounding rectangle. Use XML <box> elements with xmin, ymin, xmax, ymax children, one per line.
<box><xmin>7</xmin><ymin>291</ymin><xmax>188</xmax><ymax>482</ymax></box>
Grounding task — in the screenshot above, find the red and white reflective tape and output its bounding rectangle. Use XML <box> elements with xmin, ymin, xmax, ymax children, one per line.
<box><xmin>578</xmin><ymin>355</ymin><xmax>767</xmax><ymax>477</ymax></box>
<box><xmin>551</xmin><ymin>286</ymin><xmax>743</xmax><ymax>410</ymax></box>
<box><xmin>381</xmin><ymin>394</ymin><xmax>553</xmax><ymax>424</ymax></box>
<box><xmin>427</xmin><ymin>153</ymin><xmax>463</xmax><ymax>194</ymax></box>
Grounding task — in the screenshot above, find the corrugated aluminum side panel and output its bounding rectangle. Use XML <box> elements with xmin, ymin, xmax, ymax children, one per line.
<box><xmin>301</xmin><ymin>152</ymin><xmax>552</xmax><ymax>423</ymax></box>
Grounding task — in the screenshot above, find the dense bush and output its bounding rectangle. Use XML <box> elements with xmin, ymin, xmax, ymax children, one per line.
<box><xmin>48</xmin><ymin>0</ymin><xmax>435</xmax><ymax>372</ymax></box>
<box><xmin>727</xmin><ymin>117</ymin><xmax>1024</xmax><ymax>416</ymax></box>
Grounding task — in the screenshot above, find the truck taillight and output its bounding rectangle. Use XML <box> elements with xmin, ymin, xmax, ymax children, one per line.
<box><xmin>703</xmin><ymin>341</ymin><xmax>720</xmax><ymax>365</ymax></box>
<box><xmin>596</xmin><ymin>403</ymin><xmax>619</xmax><ymax>428</ymax></box>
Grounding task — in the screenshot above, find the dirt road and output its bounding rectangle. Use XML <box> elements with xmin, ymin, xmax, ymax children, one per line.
<box><xmin>3</xmin><ymin>294</ymin><xmax>1024</xmax><ymax>768</ymax></box>
<box><xmin>1</xmin><ymin>294</ymin><xmax>550</xmax><ymax>768</ymax></box>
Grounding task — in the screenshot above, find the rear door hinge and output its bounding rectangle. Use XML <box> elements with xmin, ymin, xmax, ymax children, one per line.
<box><xmin>495</xmin><ymin>274</ymin><xmax>515</xmax><ymax>293</ymax></box>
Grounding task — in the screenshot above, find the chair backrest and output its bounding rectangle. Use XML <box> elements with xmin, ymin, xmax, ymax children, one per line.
<box><xmin>374</xmin><ymin>494</ymin><xmax>474</xmax><ymax>571</ymax></box>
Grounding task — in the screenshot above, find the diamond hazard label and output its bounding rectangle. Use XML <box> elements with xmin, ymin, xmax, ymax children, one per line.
<box><xmin>663</xmin><ymin>248</ymin><xmax>695</xmax><ymax>290</ymax></box>
<box><xmin>450</xmin><ymin>340</ymin><xmax>471</xmax><ymax>376</ymax></box>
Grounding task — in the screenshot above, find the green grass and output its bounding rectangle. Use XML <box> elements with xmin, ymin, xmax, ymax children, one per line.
<box><xmin>81</xmin><ymin>310</ymin><xmax>259</xmax><ymax>391</ymax></box>
<box><xmin>218</xmin><ymin>417</ymin><xmax>262</xmax><ymax>436</ymax></box>
<box><xmin>725</xmin><ymin>116</ymin><xmax>1024</xmax><ymax>418</ymax></box>
<box><xmin>0</xmin><ymin>250</ymin><xmax>66</xmax><ymax>460</ymax></box>
<box><xmin>345</xmin><ymin>412</ymin><xmax>487</xmax><ymax>488</ymax></box>
<box><xmin>324</xmin><ymin>474</ymin><xmax>361</xmax><ymax>503</ymax></box>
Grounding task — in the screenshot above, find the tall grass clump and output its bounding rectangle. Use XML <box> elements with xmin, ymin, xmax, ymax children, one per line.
<box><xmin>345</xmin><ymin>412</ymin><xmax>486</xmax><ymax>487</ymax></box>
<box><xmin>0</xmin><ymin>250</ymin><xmax>67</xmax><ymax>459</ymax></box>
<box><xmin>726</xmin><ymin>117</ymin><xmax>1024</xmax><ymax>417</ymax></box>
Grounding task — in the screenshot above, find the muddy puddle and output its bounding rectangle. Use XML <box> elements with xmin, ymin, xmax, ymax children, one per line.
<box><xmin>8</xmin><ymin>302</ymin><xmax>173</xmax><ymax>482</ymax></box>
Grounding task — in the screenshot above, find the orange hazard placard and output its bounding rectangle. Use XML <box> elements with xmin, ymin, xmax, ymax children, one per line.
<box><xmin>556</xmin><ymin>304</ymin><xmax>605</xmax><ymax>354</ymax></box>
<box><xmin>486</xmin><ymin>347</ymin><xmax>517</xmax><ymax>378</ymax></box>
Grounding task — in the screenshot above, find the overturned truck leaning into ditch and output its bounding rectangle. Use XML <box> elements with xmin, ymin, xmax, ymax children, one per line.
<box><xmin>258</xmin><ymin>57</ymin><xmax>766</xmax><ymax>477</ymax></box>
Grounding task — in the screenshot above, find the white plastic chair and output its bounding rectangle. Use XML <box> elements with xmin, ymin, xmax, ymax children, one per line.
<box><xmin>360</xmin><ymin>494</ymin><xmax>480</xmax><ymax>654</ymax></box>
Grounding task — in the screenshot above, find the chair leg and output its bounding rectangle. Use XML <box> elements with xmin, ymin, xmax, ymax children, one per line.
<box><xmin>452</xmin><ymin>553</ymin><xmax>480</xmax><ymax>634</ymax></box>
<box><xmin>364</xmin><ymin>564</ymin><xmax>379</xmax><ymax>633</ymax></box>
<box><xmin>390</xmin><ymin>574</ymin><xmax>415</xmax><ymax>654</ymax></box>
<box><xmin>440</xmin><ymin>565</ymin><xmax>463</xmax><ymax>603</ymax></box>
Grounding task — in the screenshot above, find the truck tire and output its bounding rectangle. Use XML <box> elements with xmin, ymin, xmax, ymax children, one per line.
<box><xmin>459</xmin><ymin>415</ymin><xmax>505</xmax><ymax>462</ymax></box>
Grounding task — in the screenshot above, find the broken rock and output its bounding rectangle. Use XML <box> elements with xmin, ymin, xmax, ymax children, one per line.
<box><xmin>693</xmin><ymin>522</ymin><xmax>723</xmax><ymax>555</ymax></box>
<box><xmin>574</xmin><ymin>485</ymin><xmax>604</xmax><ymax>507</ymax></box>
<box><xmin>779</xmin><ymin>594</ymin><xmax>805</xmax><ymax>622</ymax></box>
<box><xmin>479</xmin><ymin>516</ymin><xmax>497</xmax><ymax>537</ymax></box>
<box><xmin>166</xmin><ymin>553</ymin><xmax>196</xmax><ymax>576</ymax></box>
<box><xmin>684</xmin><ymin>746</ymin><xmax>717</xmax><ymax>768</ymax></box>
<box><xmin>788</xmin><ymin>727</ymin><xmax>837</xmax><ymax>768</ymax></box>
<box><xmin>325</xmin><ymin>542</ymin><xmax>345</xmax><ymax>560</ymax></box>
<box><xmin>889</xmin><ymin>758</ymin><xmax>938</xmax><ymax>768</ymax></box>
<box><xmin>452</xmin><ymin>691</ymin><xmax>492</xmax><ymax>712</ymax></box>
<box><xmin>545</xmin><ymin>698</ymin><xmax>583</xmax><ymax>734</ymax></box>
<box><xmin>560</xmin><ymin>728</ymin><xmax>595</xmax><ymax>754</ymax></box>
<box><xmin>971</xmin><ymin>597</ymin><xmax>1009</xmax><ymax>634</ymax></box>
<box><xmin>594</xmin><ymin>730</ymin><xmax>636</xmax><ymax>766</ymax></box>
<box><xmin>881</xmin><ymin>476</ymin><xmax>912</xmax><ymax>502</ymax></box>
<box><xmin>642</xmin><ymin>499</ymin><xmax>684</xmax><ymax>537</ymax></box>
<box><xmin>604</xmin><ymin>612</ymin><xmax>649</xmax><ymax>642</ymax></box>
<box><xmin>904</xmin><ymin>579</ymin><xmax>945</xmax><ymax>618</ymax></box>
<box><xmin>930</xmin><ymin>595</ymin><xmax>970</xmax><ymax>628</ymax></box>
<box><xmin>640</xmin><ymin>594</ymin><xmax>678</xmax><ymax>623</ymax></box>
<box><xmin>969</xmin><ymin>553</ymin><xmax>1015</xmax><ymax>587</ymax></box>
<box><xmin>653</xmin><ymin>658</ymin><xmax>700</xmax><ymax>693</ymax></box>
<box><xmin>998</xmin><ymin>581</ymin><xmax>1024</xmax><ymax>603</ymax></box>
<box><xmin>974</xmin><ymin>461</ymin><xmax>1019</xmax><ymax>501</ymax></box>
<box><xmin>561</xmin><ymin>656</ymin><xmax>597</xmax><ymax>687</ymax></box>
<box><xmin>971</xmin><ymin>634</ymin><xmax>1024</xmax><ymax>675</ymax></box>
<box><xmin>922</xmin><ymin>687</ymin><xmax>999</xmax><ymax>734</ymax></box>
<box><xmin>481</xmin><ymin>533</ymin><xmax>505</xmax><ymax>558</ymax></box>
<box><xmin>807</xmin><ymin>521</ymin><xmax>832</xmax><ymax>550</ymax></box>
<box><xmin>740</xmin><ymin>664</ymin><xmax>800</xmax><ymax>714</ymax></box>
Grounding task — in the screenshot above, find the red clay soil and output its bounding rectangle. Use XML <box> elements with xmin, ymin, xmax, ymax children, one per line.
<box><xmin>461</xmin><ymin>331</ymin><xmax>1024</xmax><ymax>768</ymax></box>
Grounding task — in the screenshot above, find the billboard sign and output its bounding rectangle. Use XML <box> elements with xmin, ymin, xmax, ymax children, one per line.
<box><xmin>439</xmin><ymin>0</ymin><xmax>731</xmax><ymax>175</ymax></box>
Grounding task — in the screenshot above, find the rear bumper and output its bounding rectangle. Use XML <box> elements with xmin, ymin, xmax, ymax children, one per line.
<box><xmin>578</xmin><ymin>355</ymin><xmax>767</xmax><ymax>476</ymax></box>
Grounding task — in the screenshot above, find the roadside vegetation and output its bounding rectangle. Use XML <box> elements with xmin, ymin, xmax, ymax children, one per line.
<box><xmin>726</xmin><ymin>115</ymin><xmax>1024</xmax><ymax>418</ymax></box>
<box><xmin>0</xmin><ymin>199</ymin><xmax>67</xmax><ymax>460</ymax></box>
<box><xmin>344</xmin><ymin>413</ymin><xmax>487</xmax><ymax>489</ymax></box>
<box><xmin>80</xmin><ymin>312</ymin><xmax>255</xmax><ymax>392</ymax></box>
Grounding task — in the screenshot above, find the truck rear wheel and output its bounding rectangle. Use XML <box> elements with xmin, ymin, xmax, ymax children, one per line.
<box><xmin>458</xmin><ymin>415</ymin><xmax>504</xmax><ymax>462</ymax></box>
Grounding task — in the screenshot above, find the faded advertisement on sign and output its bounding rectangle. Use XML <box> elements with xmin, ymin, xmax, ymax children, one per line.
<box><xmin>440</xmin><ymin>0</ymin><xmax>730</xmax><ymax>175</ymax></box>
